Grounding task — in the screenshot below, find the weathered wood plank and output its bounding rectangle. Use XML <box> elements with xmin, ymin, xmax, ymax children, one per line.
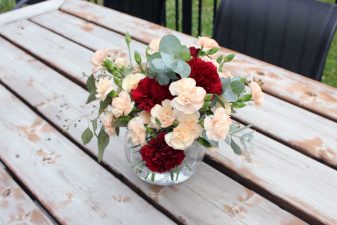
<box><xmin>61</xmin><ymin>0</ymin><xmax>337</xmax><ymax>122</ymax></box>
<box><xmin>0</xmin><ymin>93</ymin><xmax>174</xmax><ymax>224</ymax></box>
<box><xmin>0</xmin><ymin>0</ymin><xmax>64</xmax><ymax>26</ymax></box>
<box><xmin>31</xmin><ymin>10</ymin><xmax>146</xmax><ymax>55</ymax></box>
<box><xmin>0</xmin><ymin>166</ymin><xmax>53</xmax><ymax>225</ymax></box>
<box><xmin>0</xmin><ymin>38</ymin><xmax>305</xmax><ymax>225</ymax></box>
<box><xmin>2</xmin><ymin>19</ymin><xmax>337</xmax><ymax>169</ymax></box>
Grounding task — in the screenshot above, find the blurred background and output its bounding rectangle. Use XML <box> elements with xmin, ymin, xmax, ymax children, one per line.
<box><xmin>1</xmin><ymin>0</ymin><xmax>336</xmax><ymax>88</ymax></box>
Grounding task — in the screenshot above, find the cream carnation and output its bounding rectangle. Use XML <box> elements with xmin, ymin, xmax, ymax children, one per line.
<box><xmin>169</xmin><ymin>78</ymin><xmax>206</xmax><ymax>114</ymax></box>
<box><xmin>111</xmin><ymin>91</ymin><xmax>134</xmax><ymax>118</ymax></box>
<box><xmin>122</xmin><ymin>73</ymin><xmax>145</xmax><ymax>92</ymax></box>
<box><xmin>165</xmin><ymin>112</ymin><xmax>202</xmax><ymax>150</ymax></box>
<box><xmin>198</xmin><ymin>37</ymin><xmax>219</xmax><ymax>50</ymax></box>
<box><xmin>127</xmin><ymin>117</ymin><xmax>146</xmax><ymax>145</ymax></box>
<box><xmin>249</xmin><ymin>81</ymin><xmax>264</xmax><ymax>106</ymax></box>
<box><xmin>204</xmin><ymin>107</ymin><xmax>232</xmax><ymax>141</ymax></box>
<box><xmin>91</xmin><ymin>49</ymin><xmax>115</xmax><ymax>73</ymax></box>
<box><xmin>148</xmin><ymin>38</ymin><xmax>161</xmax><ymax>54</ymax></box>
<box><xmin>151</xmin><ymin>100</ymin><xmax>177</xmax><ymax>128</ymax></box>
<box><xmin>95</xmin><ymin>77</ymin><xmax>117</xmax><ymax>101</ymax></box>
<box><xmin>101</xmin><ymin>112</ymin><xmax>116</xmax><ymax>136</ymax></box>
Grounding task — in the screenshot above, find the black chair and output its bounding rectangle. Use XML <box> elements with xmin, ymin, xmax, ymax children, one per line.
<box><xmin>213</xmin><ymin>0</ymin><xmax>337</xmax><ymax>80</ymax></box>
<box><xmin>103</xmin><ymin>0</ymin><xmax>166</xmax><ymax>25</ymax></box>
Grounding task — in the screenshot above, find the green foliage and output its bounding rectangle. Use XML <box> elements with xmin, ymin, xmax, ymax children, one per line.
<box><xmin>81</xmin><ymin>127</ymin><xmax>93</xmax><ymax>144</ymax></box>
<box><xmin>148</xmin><ymin>34</ymin><xmax>191</xmax><ymax>85</ymax></box>
<box><xmin>125</xmin><ymin>32</ymin><xmax>131</xmax><ymax>47</ymax></box>
<box><xmin>99</xmin><ymin>96</ymin><xmax>112</xmax><ymax>114</ymax></box>
<box><xmin>134</xmin><ymin>51</ymin><xmax>142</xmax><ymax>65</ymax></box>
<box><xmin>97</xmin><ymin>127</ymin><xmax>109</xmax><ymax>162</ymax></box>
<box><xmin>0</xmin><ymin>0</ymin><xmax>15</xmax><ymax>14</ymax></box>
<box><xmin>86</xmin><ymin>74</ymin><xmax>97</xmax><ymax>103</ymax></box>
<box><xmin>197</xmin><ymin>137</ymin><xmax>212</xmax><ymax>148</ymax></box>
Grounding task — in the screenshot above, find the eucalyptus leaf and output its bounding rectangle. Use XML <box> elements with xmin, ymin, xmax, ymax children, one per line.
<box><xmin>170</xmin><ymin>60</ymin><xmax>191</xmax><ymax>78</ymax></box>
<box><xmin>230</xmin><ymin>139</ymin><xmax>242</xmax><ymax>155</ymax></box>
<box><xmin>81</xmin><ymin>127</ymin><xmax>93</xmax><ymax>145</ymax></box>
<box><xmin>230</xmin><ymin>124</ymin><xmax>253</xmax><ymax>135</ymax></box>
<box><xmin>231</xmin><ymin>80</ymin><xmax>245</xmax><ymax>94</ymax></box>
<box><xmin>97</xmin><ymin>127</ymin><xmax>109</xmax><ymax>162</ymax></box>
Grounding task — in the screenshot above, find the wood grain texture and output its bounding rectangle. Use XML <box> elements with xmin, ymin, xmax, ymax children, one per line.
<box><xmin>0</xmin><ymin>166</ymin><xmax>53</xmax><ymax>225</ymax></box>
<box><xmin>0</xmin><ymin>0</ymin><xmax>64</xmax><ymax>26</ymax></box>
<box><xmin>0</xmin><ymin>38</ymin><xmax>305</xmax><ymax>225</ymax></box>
<box><xmin>3</xmin><ymin>19</ymin><xmax>337</xmax><ymax>169</ymax></box>
<box><xmin>0</xmin><ymin>92</ymin><xmax>174</xmax><ymax>224</ymax></box>
<box><xmin>60</xmin><ymin>0</ymin><xmax>337</xmax><ymax>122</ymax></box>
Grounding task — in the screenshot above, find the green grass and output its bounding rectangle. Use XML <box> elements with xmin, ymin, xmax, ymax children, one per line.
<box><xmin>166</xmin><ymin>0</ymin><xmax>337</xmax><ymax>88</ymax></box>
<box><xmin>0</xmin><ymin>0</ymin><xmax>15</xmax><ymax>13</ymax></box>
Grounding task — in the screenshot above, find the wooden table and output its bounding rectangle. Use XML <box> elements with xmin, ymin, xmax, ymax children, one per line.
<box><xmin>0</xmin><ymin>0</ymin><xmax>337</xmax><ymax>224</ymax></box>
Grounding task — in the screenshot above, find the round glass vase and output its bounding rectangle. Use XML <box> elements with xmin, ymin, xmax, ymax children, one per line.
<box><xmin>124</xmin><ymin>132</ymin><xmax>206</xmax><ymax>186</ymax></box>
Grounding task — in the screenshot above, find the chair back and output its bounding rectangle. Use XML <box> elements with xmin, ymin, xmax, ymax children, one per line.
<box><xmin>213</xmin><ymin>0</ymin><xmax>337</xmax><ymax>80</ymax></box>
<box><xmin>103</xmin><ymin>0</ymin><xmax>166</xmax><ymax>25</ymax></box>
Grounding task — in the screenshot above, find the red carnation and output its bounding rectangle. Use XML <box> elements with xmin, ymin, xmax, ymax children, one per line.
<box><xmin>188</xmin><ymin>57</ymin><xmax>223</xmax><ymax>95</ymax></box>
<box><xmin>131</xmin><ymin>77</ymin><xmax>173</xmax><ymax>112</ymax></box>
<box><xmin>189</xmin><ymin>47</ymin><xmax>200</xmax><ymax>58</ymax></box>
<box><xmin>140</xmin><ymin>132</ymin><xmax>185</xmax><ymax>173</ymax></box>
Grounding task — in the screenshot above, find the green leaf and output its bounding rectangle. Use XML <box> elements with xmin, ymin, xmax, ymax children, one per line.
<box><xmin>86</xmin><ymin>91</ymin><xmax>96</xmax><ymax>104</ymax></box>
<box><xmin>221</xmin><ymin>78</ymin><xmax>238</xmax><ymax>102</ymax></box>
<box><xmin>97</xmin><ymin>127</ymin><xmax>109</xmax><ymax>162</ymax></box>
<box><xmin>91</xmin><ymin>119</ymin><xmax>97</xmax><ymax>133</ymax></box>
<box><xmin>99</xmin><ymin>96</ymin><xmax>112</xmax><ymax>114</ymax></box>
<box><xmin>81</xmin><ymin>127</ymin><xmax>93</xmax><ymax>145</ymax></box>
<box><xmin>86</xmin><ymin>74</ymin><xmax>95</xmax><ymax>92</ymax></box>
<box><xmin>232</xmin><ymin>102</ymin><xmax>246</xmax><ymax>108</ymax></box>
<box><xmin>108</xmin><ymin>90</ymin><xmax>118</xmax><ymax>98</ymax></box>
<box><xmin>231</xmin><ymin>80</ymin><xmax>245</xmax><ymax>94</ymax></box>
<box><xmin>206</xmin><ymin>47</ymin><xmax>220</xmax><ymax>55</ymax></box>
<box><xmin>159</xmin><ymin>34</ymin><xmax>190</xmax><ymax>61</ymax></box>
<box><xmin>134</xmin><ymin>51</ymin><xmax>142</xmax><ymax>65</ymax></box>
<box><xmin>224</xmin><ymin>54</ymin><xmax>235</xmax><ymax>62</ymax></box>
<box><xmin>204</xmin><ymin>93</ymin><xmax>213</xmax><ymax>101</ymax></box>
<box><xmin>197</xmin><ymin>137</ymin><xmax>212</xmax><ymax>148</ymax></box>
<box><xmin>239</xmin><ymin>94</ymin><xmax>252</xmax><ymax>102</ymax></box>
<box><xmin>230</xmin><ymin>139</ymin><xmax>242</xmax><ymax>155</ymax></box>
<box><xmin>216</xmin><ymin>55</ymin><xmax>224</xmax><ymax>64</ymax></box>
<box><xmin>230</xmin><ymin>124</ymin><xmax>252</xmax><ymax>135</ymax></box>
<box><xmin>125</xmin><ymin>32</ymin><xmax>131</xmax><ymax>47</ymax></box>
<box><xmin>115</xmin><ymin>115</ymin><xmax>132</xmax><ymax>127</ymax></box>
<box><xmin>155</xmin><ymin>117</ymin><xmax>161</xmax><ymax>126</ymax></box>
<box><xmin>113</xmin><ymin>77</ymin><xmax>122</xmax><ymax>87</ymax></box>
<box><xmin>150</xmin><ymin>172</ymin><xmax>155</xmax><ymax>182</ymax></box>
<box><xmin>214</xmin><ymin>94</ymin><xmax>225</xmax><ymax>107</ymax></box>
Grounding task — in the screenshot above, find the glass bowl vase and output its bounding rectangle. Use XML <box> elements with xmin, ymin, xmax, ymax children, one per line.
<box><xmin>124</xmin><ymin>132</ymin><xmax>206</xmax><ymax>186</ymax></box>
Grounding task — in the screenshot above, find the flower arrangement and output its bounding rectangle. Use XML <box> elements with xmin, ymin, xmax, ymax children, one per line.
<box><xmin>81</xmin><ymin>34</ymin><xmax>263</xmax><ymax>183</ymax></box>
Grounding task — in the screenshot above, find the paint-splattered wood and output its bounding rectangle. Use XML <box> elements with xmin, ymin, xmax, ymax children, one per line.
<box><xmin>60</xmin><ymin>0</ymin><xmax>337</xmax><ymax>122</ymax></box>
<box><xmin>0</xmin><ymin>166</ymin><xmax>53</xmax><ymax>225</ymax></box>
<box><xmin>2</xmin><ymin>19</ymin><xmax>337</xmax><ymax>169</ymax></box>
<box><xmin>0</xmin><ymin>0</ymin><xmax>64</xmax><ymax>26</ymax></box>
<box><xmin>0</xmin><ymin>91</ymin><xmax>174</xmax><ymax>225</ymax></box>
<box><xmin>0</xmin><ymin>39</ymin><xmax>306</xmax><ymax>225</ymax></box>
